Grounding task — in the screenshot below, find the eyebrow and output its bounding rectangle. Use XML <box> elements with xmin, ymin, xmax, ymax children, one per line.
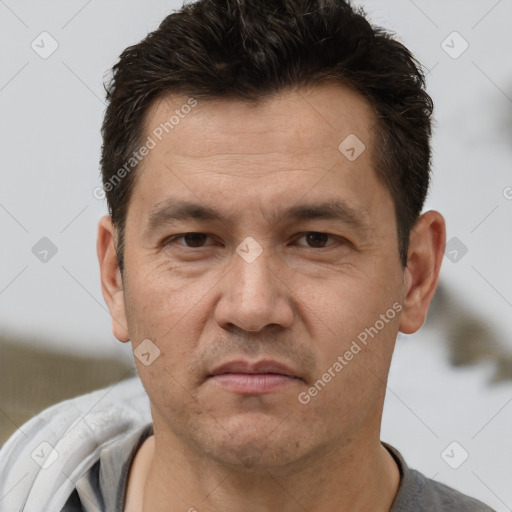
<box><xmin>145</xmin><ymin>197</ymin><xmax>370</xmax><ymax>234</ymax></box>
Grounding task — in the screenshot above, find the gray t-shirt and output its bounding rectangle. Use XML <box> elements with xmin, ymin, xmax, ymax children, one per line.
<box><xmin>62</xmin><ymin>422</ymin><xmax>495</xmax><ymax>511</ymax></box>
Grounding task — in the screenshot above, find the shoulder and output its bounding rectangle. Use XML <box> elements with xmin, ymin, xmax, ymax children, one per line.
<box><xmin>0</xmin><ymin>377</ymin><xmax>151</xmax><ymax>512</ymax></box>
<box><xmin>386</xmin><ymin>444</ymin><xmax>496</xmax><ymax>512</ymax></box>
<box><xmin>405</xmin><ymin>467</ymin><xmax>496</xmax><ymax>511</ymax></box>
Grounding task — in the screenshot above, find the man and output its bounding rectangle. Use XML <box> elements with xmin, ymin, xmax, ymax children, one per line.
<box><xmin>0</xmin><ymin>0</ymin><xmax>496</xmax><ymax>510</ymax></box>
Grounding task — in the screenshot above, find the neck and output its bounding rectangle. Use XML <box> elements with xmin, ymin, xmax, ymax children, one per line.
<box><xmin>138</xmin><ymin>431</ymin><xmax>400</xmax><ymax>512</ymax></box>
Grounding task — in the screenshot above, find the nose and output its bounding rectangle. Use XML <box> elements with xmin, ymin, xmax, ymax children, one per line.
<box><xmin>214</xmin><ymin>243</ymin><xmax>294</xmax><ymax>333</ymax></box>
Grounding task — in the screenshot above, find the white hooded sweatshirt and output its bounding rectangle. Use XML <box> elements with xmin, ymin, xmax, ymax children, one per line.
<box><xmin>0</xmin><ymin>377</ymin><xmax>151</xmax><ymax>512</ymax></box>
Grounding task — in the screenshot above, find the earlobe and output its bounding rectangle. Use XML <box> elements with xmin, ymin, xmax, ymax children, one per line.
<box><xmin>398</xmin><ymin>210</ymin><xmax>446</xmax><ymax>335</ymax></box>
<box><xmin>97</xmin><ymin>215</ymin><xmax>130</xmax><ymax>342</ymax></box>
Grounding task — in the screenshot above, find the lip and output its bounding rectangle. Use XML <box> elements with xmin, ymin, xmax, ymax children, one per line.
<box><xmin>210</xmin><ymin>373</ymin><xmax>298</xmax><ymax>394</ymax></box>
<box><xmin>207</xmin><ymin>359</ymin><xmax>301</xmax><ymax>394</ymax></box>
<box><xmin>208</xmin><ymin>359</ymin><xmax>299</xmax><ymax>378</ymax></box>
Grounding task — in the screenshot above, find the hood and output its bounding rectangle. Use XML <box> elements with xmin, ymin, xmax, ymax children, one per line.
<box><xmin>0</xmin><ymin>376</ymin><xmax>151</xmax><ymax>512</ymax></box>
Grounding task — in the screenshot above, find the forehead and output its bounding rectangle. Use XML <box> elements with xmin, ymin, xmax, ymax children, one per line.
<box><xmin>128</xmin><ymin>81</ymin><xmax>388</xmax><ymax>231</ymax></box>
<box><xmin>142</xmin><ymin>81</ymin><xmax>376</xmax><ymax>162</ymax></box>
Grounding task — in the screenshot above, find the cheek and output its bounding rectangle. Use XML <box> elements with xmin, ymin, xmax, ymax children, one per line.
<box><xmin>123</xmin><ymin>271</ymin><xmax>202</xmax><ymax>382</ymax></box>
<box><xmin>302</xmin><ymin>319</ymin><xmax>397</xmax><ymax>431</ymax></box>
<box><xmin>306</xmin><ymin>270</ymin><xmax>401</xmax><ymax>385</ymax></box>
<box><xmin>125</xmin><ymin>265</ymin><xmax>197</xmax><ymax>332</ymax></box>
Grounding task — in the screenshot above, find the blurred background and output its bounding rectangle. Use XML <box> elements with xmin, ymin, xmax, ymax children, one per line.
<box><xmin>0</xmin><ymin>0</ymin><xmax>511</xmax><ymax>510</ymax></box>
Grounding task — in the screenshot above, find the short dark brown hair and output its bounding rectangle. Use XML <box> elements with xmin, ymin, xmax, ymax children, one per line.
<box><xmin>100</xmin><ymin>0</ymin><xmax>434</xmax><ymax>274</ymax></box>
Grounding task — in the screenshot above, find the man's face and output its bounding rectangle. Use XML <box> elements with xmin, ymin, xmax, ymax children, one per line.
<box><xmin>111</xmin><ymin>82</ymin><xmax>408</xmax><ymax>468</ymax></box>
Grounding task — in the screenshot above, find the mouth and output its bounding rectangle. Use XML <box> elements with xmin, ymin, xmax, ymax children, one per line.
<box><xmin>207</xmin><ymin>359</ymin><xmax>302</xmax><ymax>394</ymax></box>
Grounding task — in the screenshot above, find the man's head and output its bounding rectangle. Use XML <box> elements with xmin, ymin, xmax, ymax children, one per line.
<box><xmin>100</xmin><ymin>0</ymin><xmax>434</xmax><ymax>275</ymax></box>
<box><xmin>97</xmin><ymin>0</ymin><xmax>445</xmax><ymax>473</ymax></box>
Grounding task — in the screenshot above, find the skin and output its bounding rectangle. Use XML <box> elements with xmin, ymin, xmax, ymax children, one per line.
<box><xmin>97</xmin><ymin>81</ymin><xmax>446</xmax><ymax>512</ymax></box>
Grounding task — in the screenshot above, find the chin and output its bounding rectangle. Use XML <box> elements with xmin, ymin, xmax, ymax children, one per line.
<box><xmin>199</xmin><ymin>417</ymin><xmax>309</xmax><ymax>470</ymax></box>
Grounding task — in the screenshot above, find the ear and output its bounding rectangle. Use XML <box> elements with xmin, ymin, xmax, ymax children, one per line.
<box><xmin>399</xmin><ymin>210</ymin><xmax>446</xmax><ymax>334</ymax></box>
<box><xmin>97</xmin><ymin>215</ymin><xmax>130</xmax><ymax>342</ymax></box>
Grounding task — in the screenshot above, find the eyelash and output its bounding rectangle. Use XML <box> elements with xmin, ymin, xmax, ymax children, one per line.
<box><xmin>162</xmin><ymin>232</ymin><xmax>344</xmax><ymax>250</ymax></box>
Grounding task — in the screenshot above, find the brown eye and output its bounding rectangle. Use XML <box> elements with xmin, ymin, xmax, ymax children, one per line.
<box><xmin>165</xmin><ymin>233</ymin><xmax>212</xmax><ymax>248</ymax></box>
<box><xmin>295</xmin><ymin>232</ymin><xmax>338</xmax><ymax>248</ymax></box>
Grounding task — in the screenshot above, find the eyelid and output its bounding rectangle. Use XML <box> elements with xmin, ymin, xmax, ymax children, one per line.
<box><xmin>163</xmin><ymin>233</ymin><xmax>215</xmax><ymax>247</ymax></box>
<box><xmin>163</xmin><ymin>232</ymin><xmax>346</xmax><ymax>249</ymax></box>
<box><xmin>293</xmin><ymin>232</ymin><xmax>342</xmax><ymax>247</ymax></box>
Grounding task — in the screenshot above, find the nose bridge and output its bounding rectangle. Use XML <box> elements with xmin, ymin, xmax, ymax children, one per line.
<box><xmin>216</xmin><ymin>238</ymin><xmax>293</xmax><ymax>332</ymax></box>
<box><xmin>233</xmin><ymin>238</ymin><xmax>276</xmax><ymax>306</ymax></box>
